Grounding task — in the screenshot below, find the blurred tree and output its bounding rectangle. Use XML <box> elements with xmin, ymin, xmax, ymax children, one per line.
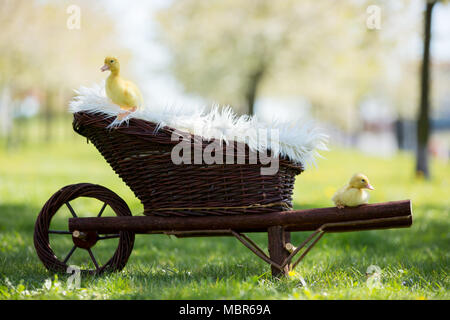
<box><xmin>416</xmin><ymin>0</ymin><xmax>437</xmax><ymax>179</ymax></box>
<box><xmin>0</xmin><ymin>0</ymin><xmax>129</xmax><ymax>144</ymax></box>
<box><xmin>156</xmin><ymin>0</ymin><xmax>388</xmax><ymax>131</ymax></box>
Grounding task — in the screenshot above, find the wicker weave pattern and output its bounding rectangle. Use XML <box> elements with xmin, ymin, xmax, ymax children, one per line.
<box><xmin>73</xmin><ymin>112</ymin><xmax>303</xmax><ymax>217</ymax></box>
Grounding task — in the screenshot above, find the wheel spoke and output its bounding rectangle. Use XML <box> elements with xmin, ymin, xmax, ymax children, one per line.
<box><xmin>97</xmin><ymin>203</ymin><xmax>108</xmax><ymax>217</ymax></box>
<box><xmin>65</xmin><ymin>202</ymin><xmax>77</xmax><ymax>218</ymax></box>
<box><xmin>98</xmin><ymin>234</ymin><xmax>120</xmax><ymax>240</ymax></box>
<box><xmin>49</xmin><ymin>230</ymin><xmax>72</xmax><ymax>235</ymax></box>
<box><xmin>63</xmin><ymin>246</ymin><xmax>77</xmax><ymax>264</ymax></box>
<box><xmin>87</xmin><ymin>248</ymin><xmax>100</xmax><ymax>270</ymax></box>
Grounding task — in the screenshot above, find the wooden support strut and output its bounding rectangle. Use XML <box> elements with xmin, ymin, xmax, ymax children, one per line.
<box><xmin>268</xmin><ymin>226</ymin><xmax>291</xmax><ymax>277</ymax></box>
<box><xmin>231</xmin><ymin>215</ymin><xmax>411</xmax><ymax>277</ymax></box>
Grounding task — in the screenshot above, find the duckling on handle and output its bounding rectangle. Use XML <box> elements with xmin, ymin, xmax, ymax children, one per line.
<box><xmin>332</xmin><ymin>173</ymin><xmax>374</xmax><ymax>209</ymax></box>
<box><xmin>101</xmin><ymin>56</ymin><xmax>144</xmax><ymax>120</ymax></box>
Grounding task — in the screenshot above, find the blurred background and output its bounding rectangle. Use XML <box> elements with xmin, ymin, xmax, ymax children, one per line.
<box><xmin>0</xmin><ymin>0</ymin><xmax>449</xmax><ymax>178</ymax></box>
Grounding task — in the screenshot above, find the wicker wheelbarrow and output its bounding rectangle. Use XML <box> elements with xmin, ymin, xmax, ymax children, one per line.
<box><xmin>34</xmin><ymin>112</ymin><xmax>413</xmax><ymax>277</ymax></box>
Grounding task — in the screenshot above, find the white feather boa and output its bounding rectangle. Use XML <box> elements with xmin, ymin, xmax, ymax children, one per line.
<box><xmin>69</xmin><ymin>83</ymin><xmax>328</xmax><ymax>167</ymax></box>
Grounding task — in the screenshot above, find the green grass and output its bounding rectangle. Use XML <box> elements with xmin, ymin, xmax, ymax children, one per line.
<box><xmin>0</xmin><ymin>132</ymin><xmax>449</xmax><ymax>300</ymax></box>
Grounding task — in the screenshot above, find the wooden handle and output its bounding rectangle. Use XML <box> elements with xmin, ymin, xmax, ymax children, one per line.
<box><xmin>69</xmin><ymin>200</ymin><xmax>413</xmax><ymax>234</ymax></box>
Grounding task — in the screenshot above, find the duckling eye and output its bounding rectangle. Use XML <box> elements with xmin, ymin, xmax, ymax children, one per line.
<box><xmin>361</xmin><ymin>179</ymin><xmax>365</xmax><ymax>183</ymax></box>
<box><xmin>110</xmin><ymin>60</ymin><xmax>114</xmax><ymax>63</ymax></box>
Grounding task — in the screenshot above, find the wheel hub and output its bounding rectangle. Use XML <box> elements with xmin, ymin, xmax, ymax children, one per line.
<box><xmin>72</xmin><ymin>230</ymin><xmax>98</xmax><ymax>249</ymax></box>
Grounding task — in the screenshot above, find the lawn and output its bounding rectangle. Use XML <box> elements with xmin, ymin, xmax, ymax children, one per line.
<box><xmin>0</xmin><ymin>125</ymin><xmax>448</xmax><ymax>299</ymax></box>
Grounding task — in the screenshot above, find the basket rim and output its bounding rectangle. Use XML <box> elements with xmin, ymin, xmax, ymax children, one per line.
<box><xmin>72</xmin><ymin>111</ymin><xmax>304</xmax><ymax>171</ymax></box>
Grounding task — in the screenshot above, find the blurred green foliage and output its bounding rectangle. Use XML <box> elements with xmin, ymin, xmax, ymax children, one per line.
<box><xmin>155</xmin><ymin>0</ymin><xmax>428</xmax><ymax>130</ymax></box>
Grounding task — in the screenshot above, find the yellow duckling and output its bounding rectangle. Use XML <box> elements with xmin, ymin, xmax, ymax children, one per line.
<box><xmin>101</xmin><ymin>56</ymin><xmax>144</xmax><ymax>120</ymax></box>
<box><xmin>332</xmin><ymin>173</ymin><xmax>374</xmax><ymax>209</ymax></box>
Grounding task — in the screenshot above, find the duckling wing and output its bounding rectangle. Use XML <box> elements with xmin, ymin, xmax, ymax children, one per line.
<box><xmin>123</xmin><ymin>81</ymin><xmax>144</xmax><ymax>108</ymax></box>
<box><xmin>332</xmin><ymin>186</ymin><xmax>346</xmax><ymax>205</ymax></box>
<box><xmin>340</xmin><ymin>188</ymin><xmax>368</xmax><ymax>207</ymax></box>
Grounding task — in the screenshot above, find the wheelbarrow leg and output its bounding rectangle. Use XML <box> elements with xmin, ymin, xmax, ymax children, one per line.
<box><xmin>268</xmin><ymin>226</ymin><xmax>291</xmax><ymax>278</ymax></box>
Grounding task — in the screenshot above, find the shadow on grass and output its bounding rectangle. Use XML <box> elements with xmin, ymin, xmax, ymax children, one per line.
<box><xmin>0</xmin><ymin>203</ymin><xmax>40</xmax><ymax>232</ymax></box>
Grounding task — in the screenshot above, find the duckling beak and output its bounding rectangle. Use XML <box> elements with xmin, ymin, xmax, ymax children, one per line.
<box><xmin>101</xmin><ymin>64</ymin><xmax>110</xmax><ymax>72</ymax></box>
<box><xmin>366</xmin><ymin>184</ymin><xmax>374</xmax><ymax>190</ymax></box>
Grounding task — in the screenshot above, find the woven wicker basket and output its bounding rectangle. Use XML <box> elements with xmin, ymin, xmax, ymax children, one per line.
<box><xmin>73</xmin><ymin>112</ymin><xmax>303</xmax><ymax>217</ymax></box>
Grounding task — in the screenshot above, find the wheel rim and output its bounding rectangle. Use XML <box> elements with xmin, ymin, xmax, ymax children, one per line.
<box><xmin>34</xmin><ymin>183</ymin><xmax>135</xmax><ymax>274</ymax></box>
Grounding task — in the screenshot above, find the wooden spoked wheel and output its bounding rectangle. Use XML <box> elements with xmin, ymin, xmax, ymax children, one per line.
<box><xmin>34</xmin><ymin>183</ymin><xmax>135</xmax><ymax>274</ymax></box>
